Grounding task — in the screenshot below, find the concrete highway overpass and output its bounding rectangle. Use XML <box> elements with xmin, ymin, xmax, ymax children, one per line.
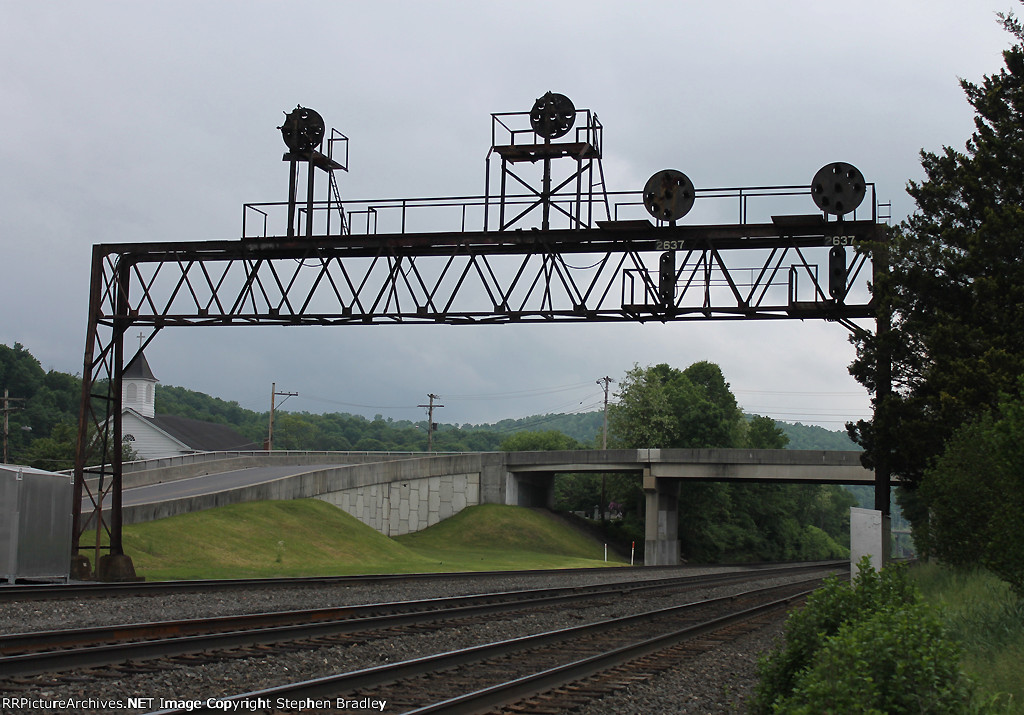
<box><xmin>79</xmin><ymin>449</ymin><xmax>873</xmax><ymax>565</ymax></box>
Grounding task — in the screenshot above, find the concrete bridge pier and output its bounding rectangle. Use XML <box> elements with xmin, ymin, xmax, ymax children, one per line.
<box><xmin>644</xmin><ymin>472</ymin><xmax>680</xmax><ymax>566</ymax></box>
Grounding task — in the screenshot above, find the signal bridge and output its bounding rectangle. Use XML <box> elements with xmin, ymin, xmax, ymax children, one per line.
<box><xmin>72</xmin><ymin>93</ymin><xmax>890</xmax><ymax>579</ymax></box>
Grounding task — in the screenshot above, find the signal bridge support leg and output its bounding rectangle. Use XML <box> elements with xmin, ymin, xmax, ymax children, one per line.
<box><xmin>644</xmin><ymin>474</ymin><xmax>680</xmax><ymax>566</ymax></box>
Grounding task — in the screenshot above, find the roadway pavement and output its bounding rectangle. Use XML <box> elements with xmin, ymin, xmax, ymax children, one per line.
<box><xmin>84</xmin><ymin>464</ymin><xmax>348</xmax><ymax>509</ymax></box>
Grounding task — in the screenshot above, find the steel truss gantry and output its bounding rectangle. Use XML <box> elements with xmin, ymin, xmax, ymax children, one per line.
<box><xmin>71</xmin><ymin>211</ymin><xmax>884</xmax><ymax>576</ymax></box>
<box><xmin>71</xmin><ymin>96</ymin><xmax>889</xmax><ymax>578</ymax></box>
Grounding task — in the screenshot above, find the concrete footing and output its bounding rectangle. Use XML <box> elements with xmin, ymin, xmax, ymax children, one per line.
<box><xmin>70</xmin><ymin>554</ymin><xmax>92</xmax><ymax>580</ymax></box>
<box><xmin>97</xmin><ymin>554</ymin><xmax>143</xmax><ymax>582</ymax></box>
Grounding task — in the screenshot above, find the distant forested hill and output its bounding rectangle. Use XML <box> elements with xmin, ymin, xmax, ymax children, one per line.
<box><xmin>464</xmin><ymin>411</ymin><xmax>605</xmax><ymax>446</ymax></box>
<box><xmin>777</xmin><ymin>421</ymin><xmax>859</xmax><ymax>450</ymax></box>
<box><xmin>3</xmin><ymin>342</ymin><xmax>860</xmax><ymax>466</ymax></box>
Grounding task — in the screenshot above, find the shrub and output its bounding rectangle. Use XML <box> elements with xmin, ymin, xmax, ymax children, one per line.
<box><xmin>750</xmin><ymin>558</ymin><xmax>981</xmax><ymax>714</ymax></box>
<box><xmin>796</xmin><ymin>524</ymin><xmax>849</xmax><ymax>561</ymax></box>
<box><xmin>777</xmin><ymin>606</ymin><xmax>976</xmax><ymax>714</ymax></box>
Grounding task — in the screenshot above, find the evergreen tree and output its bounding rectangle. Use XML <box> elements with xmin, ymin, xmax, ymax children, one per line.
<box><xmin>918</xmin><ymin>382</ymin><xmax>1024</xmax><ymax>596</ymax></box>
<box><xmin>848</xmin><ymin>11</ymin><xmax>1024</xmax><ymax>529</ymax></box>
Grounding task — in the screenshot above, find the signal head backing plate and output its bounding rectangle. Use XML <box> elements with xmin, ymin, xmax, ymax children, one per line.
<box><xmin>280</xmin><ymin>105</ymin><xmax>326</xmax><ymax>153</ymax></box>
<box><xmin>530</xmin><ymin>92</ymin><xmax>576</xmax><ymax>140</ymax></box>
<box><xmin>643</xmin><ymin>169</ymin><xmax>696</xmax><ymax>222</ymax></box>
<box><xmin>811</xmin><ymin>162</ymin><xmax>866</xmax><ymax>216</ymax></box>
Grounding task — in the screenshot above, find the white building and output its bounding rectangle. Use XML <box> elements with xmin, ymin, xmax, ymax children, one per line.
<box><xmin>120</xmin><ymin>353</ymin><xmax>258</xmax><ymax>460</ymax></box>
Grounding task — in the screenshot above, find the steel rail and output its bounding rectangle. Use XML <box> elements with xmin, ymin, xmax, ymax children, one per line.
<box><xmin>0</xmin><ymin>564</ymin><xmax>660</xmax><ymax>602</ymax></box>
<box><xmin>0</xmin><ymin>559</ymin><xmax>845</xmax><ymax>602</ymax></box>
<box><xmin>0</xmin><ymin>563</ymin><xmax>839</xmax><ymax>677</ymax></box>
<box><xmin>146</xmin><ymin>577</ymin><xmax>825</xmax><ymax>715</ymax></box>
<box><xmin>405</xmin><ymin>590</ymin><xmax>802</xmax><ymax>715</ymax></box>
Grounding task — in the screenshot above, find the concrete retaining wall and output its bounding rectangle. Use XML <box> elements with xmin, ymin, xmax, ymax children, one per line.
<box><xmin>318</xmin><ymin>472</ymin><xmax>481</xmax><ymax>536</ymax></box>
<box><xmin>118</xmin><ymin>453</ymin><xmax>507</xmax><ymax>537</ymax></box>
<box><xmin>101</xmin><ymin>449</ymin><xmax>871</xmax><ymax>548</ymax></box>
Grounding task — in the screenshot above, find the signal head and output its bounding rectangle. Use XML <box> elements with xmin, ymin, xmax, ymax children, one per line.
<box><xmin>643</xmin><ymin>169</ymin><xmax>696</xmax><ymax>222</ymax></box>
<box><xmin>530</xmin><ymin>92</ymin><xmax>576</xmax><ymax>139</ymax></box>
<box><xmin>280</xmin><ymin>105</ymin><xmax>326</xmax><ymax>153</ymax></box>
<box><xmin>811</xmin><ymin>162</ymin><xmax>866</xmax><ymax>216</ymax></box>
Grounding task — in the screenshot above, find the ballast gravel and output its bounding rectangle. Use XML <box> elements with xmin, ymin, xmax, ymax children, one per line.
<box><xmin>0</xmin><ymin>566</ymin><xmax>796</xmax><ymax>714</ymax></box>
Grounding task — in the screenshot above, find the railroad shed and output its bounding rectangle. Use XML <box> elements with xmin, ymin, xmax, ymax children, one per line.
<box><xmin>1</xmin><ymin>464</ymin><xmax>73</xmax><ymax>582</ymax></box>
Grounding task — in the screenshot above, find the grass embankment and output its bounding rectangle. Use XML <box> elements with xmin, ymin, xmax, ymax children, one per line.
<box><xmin>911</xmin><ymin>563</ymin><xmax>1024</xmax><ymax>712</ymax></box>
<box><xmin>122</xmin><ymin>500</ymin><xmax>623</xmax><ymax>580</ymax></box>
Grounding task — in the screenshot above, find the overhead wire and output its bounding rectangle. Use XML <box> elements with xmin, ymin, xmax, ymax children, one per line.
<box><xmin>442</xmin><ymin>380</ymin><xmax>595</xmax><ymax>401</ymax></box>
<box><xmin>280</xmin><ymin>382</ymin><xmax>869</xmax><ymax>430</ymax></box>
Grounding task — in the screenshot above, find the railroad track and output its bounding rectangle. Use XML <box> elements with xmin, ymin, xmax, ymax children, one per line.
<box><xmin>0</xmin><ymin>562</ymin><xmax>833</xmax><ymax>682</ymax></box>
<box><xmin>0</xmin><ymin>560</ymin><xmax>844</xmax><ymax>602</ymax></box>
<box><xmin>0</xmin><ymin>566</ymin><xmax>673</xmax><ymax>602</ymax></box>
<box><xmin>147</xmin><ymin>578</ymin><xmax>822</xmax><ymax>715</ymax></box>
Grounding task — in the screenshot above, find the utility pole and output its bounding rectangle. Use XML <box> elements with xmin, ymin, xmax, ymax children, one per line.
<box><xmin>267</xmin><ymin>382</ymin><xmax>298</xmax><ymax>451</ymax></box>
<box><xmin>418</xmin><ymin>393</ymin><xmax>444</xmax><ymax>453</ymax></box>
<box><xmin>596</xmin><ymin>376</ymin><xmax>614</xmax><ymax>450</ymax></box>
<box><xmin>596</xmin><ymin>376</ymin><xmax>614</xmax><ymax>526</ymax></box>
<box><xmin>2</xmin><ymin>389</ymin><xmax>26</xmax><ymax>464</ymax></box>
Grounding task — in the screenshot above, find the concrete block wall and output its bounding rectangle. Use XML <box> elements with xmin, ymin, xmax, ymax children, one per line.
<box><xmin>318</xmin><ymin>472</ymin><xmax>481</xmax><ymax>536</ymax></box>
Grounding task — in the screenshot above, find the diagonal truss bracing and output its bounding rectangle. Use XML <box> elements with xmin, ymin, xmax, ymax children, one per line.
<box><xmin>72</xmin><ymin>216</ymin><xmax>885</xmax><ymax>570</ymax></box>
<box><xmin>93</xmin><ymin>220</ymin><xmax>881</xmax><ymax>328</ymax></box>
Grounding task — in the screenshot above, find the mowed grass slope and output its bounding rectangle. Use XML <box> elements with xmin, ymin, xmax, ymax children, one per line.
<box><xmin>394</xmin><ymin>504</ymin><xmax>621</xmax><ymax>570</ymax></box>
<box><xmin>122</xmin><ymin>500</ymin><xmax>622</xmax><ymax>580</ymax></box>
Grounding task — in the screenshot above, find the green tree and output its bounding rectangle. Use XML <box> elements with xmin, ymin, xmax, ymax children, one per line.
<box><xmin>917</xmin><ymin>383</ymin><xmax>1024</xmax><ymax>596</ymax></box>
<box><xmin>608</xmin><ymin>361</ymin><xmax>743</xmax><ymax>449</ymax></box>
<box><xmin>20</xmin><ymin>421</ymin><xmax>79</xmax><ymax>470</ymax></box>
<box><xmin>553</xmin><ymin>473</ymin><xmax>604</xmax><ymax>513</ymax></box>
<box><xmin>0</xmin><ymin>343</ymin><xmax>45</xmax><ymax>397</ymax></box>
<box><xmin>271</xmin><ymin>412</ymin><xmax>317</xmax><ymax>450</ymax></box>
<box><xmin>848</xmin><ymin>12</ymin><xmax>1024</xmax><ymax>532</ymax></box>
<box><xmin>746</xmin><ymin>414</ymin><xmax>789</xmax><ymax>449</ymax></box>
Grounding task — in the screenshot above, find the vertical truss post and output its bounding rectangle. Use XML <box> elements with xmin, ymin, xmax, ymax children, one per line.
<box><xmin>286</xmin><ymin>157</ymin><xmax>299</xmax><ymax>238</ymax></box>
<box><xmin>305</xmin><ymin>159</ymin><xmax>316</xmax><ymax>237</ymax></box>
<box><xmin>71</xmin><ymin>247</ymin><xmax>105</xmax><ymax>577</ymax></box>
<box><xmin>110</xmin><ymin>259</ymin><xmax>130</xmax><ymax>558</ymax></box>
<box><xmin>71</xmin><ymin>248</ymin><xmax>137</xmax><ymax>580</ymax></box>
<box><xmin>541</xmin><ymin>140</ymin><xmax>552</xmax><ymax>231</ymax></box>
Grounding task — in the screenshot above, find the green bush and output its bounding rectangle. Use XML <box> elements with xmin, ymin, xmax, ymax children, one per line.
<box><xmin>751</xmin><ymin>558</ymin><xmax>983</xmax><ymax>714</ymax></box>
<box><xmin>796</xmin><ymin>524</ymin><xmax>849</xmax><ymax>561</ymax></box>
<box><xmin>777</xmin><ymin>606</ymin><xmax>975</xmax><ymax>714</ymax></box>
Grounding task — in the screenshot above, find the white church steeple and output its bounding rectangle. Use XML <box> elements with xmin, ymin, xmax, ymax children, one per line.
<box><xmin>122</xmin><ymin>352</ymin><xmax>158</xmax><ymax>418</ymax></box>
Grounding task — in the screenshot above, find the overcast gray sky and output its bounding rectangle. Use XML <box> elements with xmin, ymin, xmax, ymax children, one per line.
<box><xmin>0</xmin><ymin>2</ymin><xmax>1012</xmax><ymax>430</ymax></box>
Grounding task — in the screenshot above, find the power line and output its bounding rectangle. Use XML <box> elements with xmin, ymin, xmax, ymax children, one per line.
<box><xmin>442</xmin><ymin>380</ymin><xmax>594</xmax><ymax>401</ymax></box>
<box><xmin>734</xmin><ymin>388</ymin><xmax>867</xmax><ymax>396</ymax></box>
<box><xmin>297</xmin><ymin>394</ymin><xmax>420</xmax><ymax>411</ymax></box>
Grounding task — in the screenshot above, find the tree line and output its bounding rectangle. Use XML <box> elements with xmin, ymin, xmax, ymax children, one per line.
<box><xmin>847</xmin><ymin>10</ymin><xmax>1024</xmax><ymax>597</ymax></box>
<box><xmin>2</xmin><ymin>342</ymin><xmax>862</xmax><ymax>562</ymax></box>
<box><xmin>577</xmin><ymin>361</ymin><xmax>857</xmax><ymax>562</ymax></box>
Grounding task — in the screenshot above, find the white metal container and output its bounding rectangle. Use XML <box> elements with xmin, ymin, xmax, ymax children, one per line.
<box><xmin>1</xmin><ymin>465</ymin><xmax>73</xmax><ymax>582</ymax></box>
